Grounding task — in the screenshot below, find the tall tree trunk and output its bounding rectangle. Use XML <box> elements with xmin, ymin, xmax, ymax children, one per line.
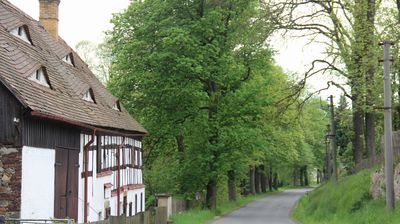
<box><xmin>249</xmin><ymin>166</ymin><xmax>256</xmax><ymax>194</ymax></box>
<box><xmin>364</xmin><ymin>0</ymin><xmax>376</xmax><ymax>162</ymax></box>
<box><xmin>304</xmin><ymin>165</ymin><xmax>309</xmax><ymax>186</ymax></box>
<box><xmin>268</xmin><ymin>165</ymin><xmax>273</xmax><ymax>191</ymax></box>
<box><xmin>227</xmin><ymin>170</ymin><xmax>236</xmax><ymax>201</ymax></box>
<box><xmin>205</xmin><ymin>93</ymin><xmax>219</xmax><ymax>209</ymax></box>
<box><xmin>273</xmin><ymin>172</ymin><xmax>278</xmax><ymax>190</ymax></box>
<box><xmin>397</xmin><ymin>0</ymin><xmax>400</xmax><ymax>21</ymax></box>
<box><xmin>240</xmin><ymin>179</ymin><xmax>246</xmax><ymax>196</ymax></box>
<box><xmin>365</xmin><ymin>112</ymin><xmax>375</xmax><ymax>160</ymax></box>
<box><xmin>176</xmin><ymin>135</ymin><xmax>186</xmax><ymax>193</ymax></box>
<box><xmin>206</xmin><ymin>178</ymin><xmax>217</xmax><ymax>209</ymax></box>
<box><xmin>260</xmin><ymin>165</ymin><xmax>267</xmax><ymax>193</ymax></box>
<box><xmin>176</xmin><ymin>134</ymin><xmax>185</xmax><ymax>159</ymax></box>
<box><xmin>293</xmin><ymin>166</ymin><xmax>297</xmax><ymax>186</ymax></box>
<box><xmin>351</xmin><ymin>0</ymin><xmax>374</xmax><ymax>169</ymax></box>
<box><xmin>299</xmin><ymin>166</ymin><xmax>304</xmax><ymax>186</ymax></box>
<box><xmin>255</xmin><ymin>166</ymin><xmax>261</xmax><ymax>194</ymax></box>
<box><xmin>352</xmin><ymin>106</ymin><xmax>364</xmax><ymax>166</ymax></box>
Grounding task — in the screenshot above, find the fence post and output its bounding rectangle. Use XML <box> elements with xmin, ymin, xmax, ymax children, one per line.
<box><xmin>155</xmin><ymin>194</ymin><xmax>172</xmax><ymax>220</ymax></box>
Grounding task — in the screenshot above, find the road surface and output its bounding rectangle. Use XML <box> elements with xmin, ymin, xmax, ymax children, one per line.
<box><xmin>209</xmin><ymin>189</ymin><xmax>311</xmax><ymax>224</ymax></box>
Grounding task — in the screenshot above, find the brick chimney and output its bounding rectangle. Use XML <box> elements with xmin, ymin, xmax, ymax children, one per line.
<box><xmin>39</xmin><ymin>0</ymin><xmax>60</xmax><ymax>40</ymax></box>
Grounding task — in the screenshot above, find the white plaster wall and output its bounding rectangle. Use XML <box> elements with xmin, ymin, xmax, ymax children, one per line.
<box><xmin>110</xmin><ymin>195</ymin><xmax>118</xmax><ymax>216</ymax></box>
<box><xmin>20</xmin><ymin>146</ymin><xmax>55</xmax><ymax>219</ymax></box>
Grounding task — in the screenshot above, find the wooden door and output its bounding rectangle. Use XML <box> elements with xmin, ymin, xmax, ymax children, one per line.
<box><xmin>54</xmin><ymin>149</ymin><xmax>79</xmax><ymax>221</ymax></box>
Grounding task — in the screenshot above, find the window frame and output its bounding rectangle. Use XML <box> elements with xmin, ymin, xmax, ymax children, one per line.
<box><xmin>10</xmin><ymin>25</ymin><xmax>33</xmax><ymax>45</ymax></box>
<box><xmin>28</xmin><ymin>67</ymin><xmax>51</xmax><ymax>88</ymax></box>
<box><xmin>82</xmin><ymin>88</ymin><xmax>96</xmax><ymax>103</ymax></box>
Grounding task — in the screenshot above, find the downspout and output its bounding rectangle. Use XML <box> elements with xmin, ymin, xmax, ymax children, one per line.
<box><xmin>117</xmin><ymin>136</ymin><xmax>126</xmax><ymax>216</ymax></box>
<box><xmin>84</xmin><ymin>129</ymin><xmax>96</xmax><ymax>224</ymax></box>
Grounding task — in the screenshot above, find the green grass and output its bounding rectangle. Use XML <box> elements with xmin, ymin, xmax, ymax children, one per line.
<box><xmin>292</xmin><ymin>168</ymin><xmax>400</xmax><ymax>224</ymax></box>
<box><xmin>171</xmin><ymin>191</ymin><xmax>279</xmax><ymax>224</ymax></box>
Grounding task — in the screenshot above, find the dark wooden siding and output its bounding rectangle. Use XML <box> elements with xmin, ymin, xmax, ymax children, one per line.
<box><xmin>0</xmin><ymin>83</ymin><xmax>22</xmax><ymax>145</ymax></box>
<box><xmin>22</xmin><ymin>116</ymin><xmax>80</xmax><ymax>150</ymax></box>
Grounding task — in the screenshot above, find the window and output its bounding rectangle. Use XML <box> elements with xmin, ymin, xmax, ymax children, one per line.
<box><xmin>96</xmin><ymin>136</ymin><xmax>140</xmax><ymax>188</ymax></box>
<box><xmin>28</xmin><ymin>67</ymin><xmax>50</xmax><ymax>88</ymax></box>
<box><xmin>135</xmin><ymin>194</ymin><xmax>138</xmax><ymax>214</ymax></box>
<box><xmin>123</xmin><ymin>196</ymin><xmax>127</xmax><ymax>215</ymax></box>
<box><xmin>140</xmin><ymin>193</ymin><xmax>143</xmax><ymax>212</ymax></box>
<box><xmin>10</xmin><ymin>25</ymin><xmax>32</xmax><ymax>44</ymax></box>
<box><xmin>98</xmin><ymin>136</ymin><xmax>129</xmax><ymax>173</ymax></box>
<box><xmin>82</xmin><ymin>88</ymin><xmax>95</xmax><ymax>103</ymax></box>
<box><xmin>113</xmin><ymin>100</ymin><xmax>121</xmax><ymax>111</ymax></box>
<box><xmin>63</xmin><ymin>53</ymin><xmax>74</xmax><ymax>66</ymax></box>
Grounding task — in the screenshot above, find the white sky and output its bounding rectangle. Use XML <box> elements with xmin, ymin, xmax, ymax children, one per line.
<box><xmin>8</xmin><ymin>0</ymin><xmax>130</xmax><ymax>47</ymax></box>
<box><xmin>8</xmin><ymin>0</ymin><xmax>341</xmax><ymax>99</ymax></box>
<box><xmin>270</xmin><ymin>33</ymin><xmax>343</xmax><ymax>100</ymax></box>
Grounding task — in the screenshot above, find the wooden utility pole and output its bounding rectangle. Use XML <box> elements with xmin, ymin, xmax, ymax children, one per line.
<box><xmin>325</xmin><ymin>125</ymin><xmax>331</xmax><ymax>181</ymax></box>
<box><xmin>381</xmin><ymin>41</ymin><xmax>395</xmax><ymax>210</ymax></box>
<box><xmin>329</xmin><ymin>95</ymin><xmax>338</xmax><ymax>183</ymax></box>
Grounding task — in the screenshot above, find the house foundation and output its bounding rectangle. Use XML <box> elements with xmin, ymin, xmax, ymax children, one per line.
<box><xmin>0</xmin><ymin>147</ymin><xmax>22</xmax><ymax>218</ymax></box>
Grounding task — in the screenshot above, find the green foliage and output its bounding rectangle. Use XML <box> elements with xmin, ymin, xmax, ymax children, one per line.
<box><xmin>107</xmin><ymin>0</ymin><xmax>331</xmax><ymax>208</ymax></box>
<box><xmin>292</xmin><ymin>168</ymin><xmax>400</xmax><ymax>224</ymax></box>
<box><xmin>335</xmin><ymin>95</ymin><xmax>355</xmax><ymax>172</ymax></box>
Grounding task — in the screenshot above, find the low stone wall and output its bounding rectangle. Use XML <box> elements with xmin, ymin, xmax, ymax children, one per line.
<box><xmin>370</xmin><ymin>163</ymin><xmax>400</xmax><ymax>200</ymax></box>
<box><xmin>0</xmin><ymin>146</ymin><xmax>22</xmax><ymax>218</ymax></box>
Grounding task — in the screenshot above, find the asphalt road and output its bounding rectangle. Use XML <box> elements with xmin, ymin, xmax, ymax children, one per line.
<box><xmin>209</xmin><ymin>189</ymin><xmax>311</xmax><ymax>224</ymax></box>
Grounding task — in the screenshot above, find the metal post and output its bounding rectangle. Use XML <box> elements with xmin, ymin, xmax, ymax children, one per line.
<box><xmin>382</xmin><ymin>40</ymin><xmax>395</xmax><ymax>210</ymax></box>
<box><xmin>329</xmin><ymin>95</ymin><xmax>338</xmax><ymax>183</ymax></box>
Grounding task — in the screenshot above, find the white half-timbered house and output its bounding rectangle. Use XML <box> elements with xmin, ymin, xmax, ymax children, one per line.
<box><xmin>0</xmin><ymin>0</ymin><xmax>147</xmax><ymax>223</ymax></box>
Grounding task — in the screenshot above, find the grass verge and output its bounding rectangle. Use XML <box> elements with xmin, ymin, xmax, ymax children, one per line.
<box><xmin>292</xmin><ymin>168</ymin><xmax>400</xmax><ymax>224</ymax></box>
<box><xmin>171</xmin><ymin>191</ymin><xmax>279</xmax><ymax>224</ymax></box>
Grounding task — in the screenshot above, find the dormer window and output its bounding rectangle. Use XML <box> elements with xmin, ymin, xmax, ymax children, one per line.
<box><xmin>10</xmin><ymin>25</ymin><xmax>32</xmax><ymax>44</ymax></box>
<box><xmin>82</xmin><ymin>88</ymin><xmax>95</xmax><ymax>103</ymax></box>
<box><xmin>113</xmin><ymin>101</ymin><xmax>121</xmax><ymax>111</ymax></box>
<box><xmin>63</xmin><ymin>53</ymin><xmax>75</xmax><ymax>66</ymax></box>
<box><xmin>28</xmin><ymin>67</ymin><xmax>51</xmax><ymax>88</ymax></box>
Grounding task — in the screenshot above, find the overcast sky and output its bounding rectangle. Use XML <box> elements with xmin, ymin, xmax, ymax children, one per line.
<box><xmin>9</xmin><ymin>0</ymin><xmax>130</xmax><ymax>46</ymax></box>
<box><xmin>8</xmin><ymin>0</ymin><xmax>340</xmax><ymax>99</ymax></box>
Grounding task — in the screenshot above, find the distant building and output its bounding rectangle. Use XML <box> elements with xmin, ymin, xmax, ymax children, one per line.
<box><xmin>0</xmin><ymin>0</ymin><xmax>147</xmax><ymax>222</ymax></box>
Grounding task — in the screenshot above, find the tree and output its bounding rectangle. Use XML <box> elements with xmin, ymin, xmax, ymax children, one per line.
<box><xmin>336</xmin><ymin>95</ymin><xmax>354</xmax><ymax>171</ymax></box>
<box><xmin>108</xmin><ymin>0</ymin><xmax>274</xmax><ymax>209</ymax></box>
<box><xmin>265</xmin><ymin>0</ymin><xmax>381</xmax><ymax>168</ymax></box>
<box><xmin>107</xmin><ymin>0</ymin><xmax>333</xmax><ymax>211</ymax></box>
<box><xmin>75</xmin><ymin>40</ymin><xmax>111</xmax><ymax>84</ymax></box>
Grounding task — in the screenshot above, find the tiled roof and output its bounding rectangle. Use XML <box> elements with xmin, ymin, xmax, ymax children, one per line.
<box><xmin>0</xmin><ymin>0</ymin><xmax>147</xmax><ymax>134</ymax></box>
